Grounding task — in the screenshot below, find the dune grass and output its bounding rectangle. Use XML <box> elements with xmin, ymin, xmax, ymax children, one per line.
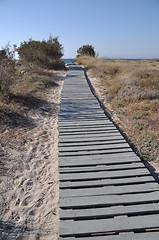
<box><xmin>75</xmin><ymin>56</ymin><xmax>159</xmax><ymax>163</ymax></box>
<box><xmin>0</xmin><ymin>61</ymin><xmax>66</xmax><ymax>176</ymax></box>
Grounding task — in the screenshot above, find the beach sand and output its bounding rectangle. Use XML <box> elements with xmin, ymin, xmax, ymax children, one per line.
<box><xmin>0</xmin><ymin>73</ymin><xmax>64</xmax><ymax>239</ymax></box>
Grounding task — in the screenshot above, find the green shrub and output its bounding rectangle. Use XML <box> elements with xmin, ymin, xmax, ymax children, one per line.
<box><xmin>0</xmin><ymin>59</ymin><xmax>15</xmax><ymax>94</ymax></box>
<box><xmin>0</xmin><ymin>50</ymin><xmax>7</xmax><ymax>60</ymax></box>
<box><xmin>0</xmin><ymin>44</ymin><xmax>15</xmax><ymax>95</ymax></box>
<box><xmin>18</xmin><ymin>36</ymin><xmax>65</xmax><ymax>70</ymax></box>
<box><xmin>77</xmin><ymin>45</ymin><xmax>96</xmax><ymax>57</ymax></box>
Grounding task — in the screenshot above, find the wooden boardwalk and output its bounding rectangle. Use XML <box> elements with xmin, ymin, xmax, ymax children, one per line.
<box><xmin>58</xmin><ymin>65</ymin><xmax>159</xmax><ymax>239</ymax></box>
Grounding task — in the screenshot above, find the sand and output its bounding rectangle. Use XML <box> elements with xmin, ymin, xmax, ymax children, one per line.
<box><xmin>0</xmin><ymin>75</ymin><xmax>64</xmax><ymax>239</ymax></box>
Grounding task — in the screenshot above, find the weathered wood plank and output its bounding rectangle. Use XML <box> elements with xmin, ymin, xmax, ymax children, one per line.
<box><xmin>61</xmin><ymin>231</ymin><xmax>159</xmax><ymax>240</ymax></box>
<box><xmin>59</xmin><ymin>168</ymin><xmax>149</xmax><ymax>181</ymax></box>
<box><xmin>59</xmin><ymin>120</ymin><xmax>113</xmax><ymax>126</ymax></box>
<box><xmin>59</xmin><ymin>160</ymin><xmax>141</xmax><ymax>168</ymax></box>
<box><xmin>59</xmin><ymin>162</ymin><xmax>144</xmax><ymax>173</ymax></box>
<box><xmin>59</xmin><ymin>143</ymin><xmax>130</xmax><ymax>152</ymax></box>
<box><xmin>59</xmin><ymin>148</ymin><xmax>133</xmax><ymax>157</ymax></box>
<box><xmin>59</xmin><ymin>150</ymin><xmax>136</xmax><ymax>159</ymax></box>
<box><xmin>60</xmin><ymin>182</ymin><xmax>159</xmax><ymax>197</ymax></box>
<box><xmin>59</xmin><ymin>139</ymin><xmax>126</xmax><ymax>147</ymax></box>
<box><xmin>60</xmin><ymin>214</ymin><xmax>159</xmax><ymax>237</ymax></box>
<box><xmin>60</xmin><ymin>192</ymin><xmax>159</xmax><ymax>209</ymax></box>
<box><xmin>60</xmin><ymin>175</ymin><xmax>155</xmax><ymax>189</ymax></box>
<box><xmin>59</xmin><ymin>133</ymin><xmax>123</xmax><ymax>141</ymax></box>
<box><xmin>60</xmin><ymin>202</ymin><xmax>159</xmax><ymax>220</ymax></box>
<box><xmin>59</xmin><ymin>126</ymin><xmax>115</xmax><ymax>130</ymax></box>
<box><xmin>59</xmin><ymin>123</ymin><xmax>113</xmax><ymax>128</ymax></box>
<box><xmin>59</xmin><ymin>155</ymin><xmax>140</xmax><ymax>167</ymax></box>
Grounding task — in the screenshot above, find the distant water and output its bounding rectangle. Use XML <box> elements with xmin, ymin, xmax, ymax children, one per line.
<box><xmin>63</xmin><ymin>59</ymin><xmax>75</xmax><ymax>64</ymax></box>
<box><xmin>63</xmin><ymin>58</ymin><xmax>153</xmax><ymax>63</ymax></box>
<box><xmin>63</xmin><ymin>58</ymin><xmax>155</xmax><ymax>64</ymax></box>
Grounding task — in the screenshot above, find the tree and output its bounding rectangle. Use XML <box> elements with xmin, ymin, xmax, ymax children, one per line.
<box><xmin>0</xmin><ymin>43</ymin><xmax>15</xmax><ymax>94</ymax></box>
<box><xmin>47</xmin><ymin>35</ymin><xmax>63</xmax><ymax>59</ymax></box>
<box><xmin>0</xmin><ymin>50</ymin><xmax>7</xmax><ymax>60</ymax></box>
<box><xmin>77</xmin><ymin>45</ymin><xmax>95</xmax><ymax>57</ymax></box>
<box><xmin>0</xmin><ymin>42</ymin><xmax>14</xmax><ymax>60</ymax></box>
<box><xmin>18</xmin><ymin>35</ymin><xmax>65</xmax><ymax>69</ymax></box>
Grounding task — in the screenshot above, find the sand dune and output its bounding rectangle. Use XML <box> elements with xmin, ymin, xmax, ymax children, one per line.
<box><xmin>0</xmin><ymin>76</ymin><xmax>64</xmax><ymax>239</ymax></box>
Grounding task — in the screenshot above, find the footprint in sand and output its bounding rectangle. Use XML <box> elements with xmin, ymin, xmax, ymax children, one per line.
<box><xmin>28</xmin><ymin>209</ymin><xmax>37</xmax><ymax>216</ymax></box>
<box><xmin>25</xmin><ymin>180</ymin><xmax>33</xmax><ymax>191</ymax></box>
<box><xmin>15</xmin><ymin>198</ymin><xmax>20</xmax><ymax>206</ymax></box>
<box><xmin>21</xmin><ymin>196</ymin><xmax>32</xmax><ymax>206</ymax></box>
<box><xmin>35</xmin><ymin>198</ymin><xmax>43</xmax><ymax>208</ymax></box>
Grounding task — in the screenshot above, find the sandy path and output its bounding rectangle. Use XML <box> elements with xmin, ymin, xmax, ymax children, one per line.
<box><xmin>0</xmin><ymin>76</ymin><xmax>64</xmax><ymax>239</ymax></box>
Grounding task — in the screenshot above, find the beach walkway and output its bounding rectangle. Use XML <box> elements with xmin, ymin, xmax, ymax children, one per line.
<box><xmin>58</xmin><ymin>65</ymin><xmax>159</xmax><ymax>239</ymax></box>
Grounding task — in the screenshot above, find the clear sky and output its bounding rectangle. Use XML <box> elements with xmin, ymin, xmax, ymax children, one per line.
<box><xmin>0</xmin><ymin>0</ymin><xmax>159</xmax><ymax>59</ymax></box>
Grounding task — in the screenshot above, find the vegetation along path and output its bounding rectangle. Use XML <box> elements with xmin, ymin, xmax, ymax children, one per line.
<box><xmin>58</xmin><ymin>65</ymin><xmax>159</xmax><ymax>239</ymax></box>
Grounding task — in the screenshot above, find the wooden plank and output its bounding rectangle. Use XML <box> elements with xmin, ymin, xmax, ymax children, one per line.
<box><xmin>60</xmin><ymin>176</ymin><xmax>155</xmax><ymax>189</ymax></box>
<box><xmin>59</xmin><ymin>159</ymin><xmax>140</xmax><ymax>168</ymax></box>
<box><xmin>59</xmin><ymin>127</ymin><xmax>117</xmax><ymax>133</ymax></box>
<box><xmin>59</xmin><ymin>148</ymin><xmax>133</xmax><ymax>157</ymax></box>
<box><xmin>60</xmin><ymin>128</ymin><xmax>118</xmax><ymax>134</ymax></box>
<box><xmin>59</xmin><ymin>155</ymin><xmax>140</xmax><ymax>167</ymax></box>
<box><xmin>59</xmin><ymin>143</ymin><xmax>130</xmax><ymax>152</ymax></box>
<box><xmin>61</xmin><ymin>97</ymin><xmax>96</xmax><ymax>100</ymax></box>
<box><xmin>59</xmin><ymin>110</ymin><xmax>102</xmax><ymax>113</ymax></box>
<box><xmin>59</xmin><ymin>123</ymin><xmax>113</xmax><ymax>127</ymax></box>
<box><xmin>59</xmin><ymin>139</ymin><xmax>126</xmax><ymax>147</ymax></box>
<box><xmin>59</xmin><ymin>110</ymin><xmax>105</xmax><ymax>114</ymax></box>
<box><xmin>59</xmin><ymin>137</ymin><xmax>126</xmax><ymax>148</ymax></box>
<box><xmin>61</xmin><ymin>231</ymin><xmax>159</xmax><ymax>240</ymax></box>
<box><xmin>59</xmin><ymin>115</ymin><xmax>106</xmax><ymax>118</ymax></box>
<box><xmin>60</xmin><ymin>182</ymin><xmax>159</xmax><ymax>197</ymax></box>
<box><xmin>60</xmin><ymin>214</ymin><xmax>159</xmax><ymax>237</ymax></box>
<box><xmin>60</xmin><ymin>106</ymin><xmax>103</xmax><ymax>110</ymax></box>
<box><xmin>60</xmin><ymin>192</ymin><xmax>159</xmax><ymax>209</ymax></box>
<box><xmin>59</xmin><ymin>162</ymin><xmax>145</xmax><ymax>173</ymax></box>
<box><xmin>58</xmin><ymin>121</ymin><xmax>111</xmax><ymax>125</ymax></box>
<box><xmin>59</xmin><ymin>116</ymin><xmax>107</xmax><ymax>121</ymax></box>
<box><xmin>59</xmin><ymin>133</ymin><xmax>123</xmax><ymax>141</ymax></box>
<box><xmin>59</xmin><ymin>168</ymin><xmax>149</xmax><ymax>181</ymax></box>
<box><xmin>59</xmin><ymin>136</ymin><xmax>123</xmax><ymax>143</ymax></box>
<box><xmin>59</xmin><ymin>115</ymin><xmax>107</xmax><ymax>119</ymax></box>
<box><xmin>59</xmin><ymin>121</ymin><xmax>111</xmax><ymax>126</ymax></box>
<box><xmin>59</xmin><ymin>151</ymin><xmax>136</xmax><ymax>159</ymax></box>
<box><xmin>59</xmin><ymin>111</ymin><xmax>104</xmax><ymax>115</ymax></box>
<box><xmin>59</xmin><ymin>127</ymin><xmax>118</xmax><ymax>132</ymax></box>
<box><xmin>60</xmin><ymin>202</ymin><xmax>159</xmax><ymax>220</ymax></box>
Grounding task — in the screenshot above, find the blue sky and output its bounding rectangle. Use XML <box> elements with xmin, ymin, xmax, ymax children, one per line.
<box><xmin>0</xmin><ymin>0</ymin><xmax>159</xmax><ymax>58</ymax></box>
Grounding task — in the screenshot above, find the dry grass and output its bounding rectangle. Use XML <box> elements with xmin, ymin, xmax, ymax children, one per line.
<box><xmin>0</xmin><ymin>63</ymin><xmax>58</xmax><ymax>128</ymax></box>
<box><xmin>0</xmin><ymin>59</ymin><xmax>15</xmax><ymax>95</ymax></box>
<box><xmin>75</xmin><ymin>56</ymin><xmax>159</xmax><ymax>163</ymax></box>
<box><xmin>0</xmin><ymin>61</ymin><xmax>65</xmax><ymax>176</ymax></box>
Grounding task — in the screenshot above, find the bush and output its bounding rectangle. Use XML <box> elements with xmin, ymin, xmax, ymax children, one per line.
<box><xmin>77</xmin><ymin>45</ymin><xmax>96</xmax><ymax>57</ymax></box>
<box><xmin>0</xmin><ymin>44</ymin><xmax>15</xmax><ymax>95</ymax></box>
<box><xmin>0</xmin><ymin>59</ymin><xmax>15</xmax><ymax>95</ymax></box>
<box><xmin>0</xmin><ymin>50</ymin><xmax>7</xmax><ymax>60</ymax></box>
<box><xmin>18</xmin><ymin>36</ymin><xmax>65</xmax><ymax>70</ymax></box>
